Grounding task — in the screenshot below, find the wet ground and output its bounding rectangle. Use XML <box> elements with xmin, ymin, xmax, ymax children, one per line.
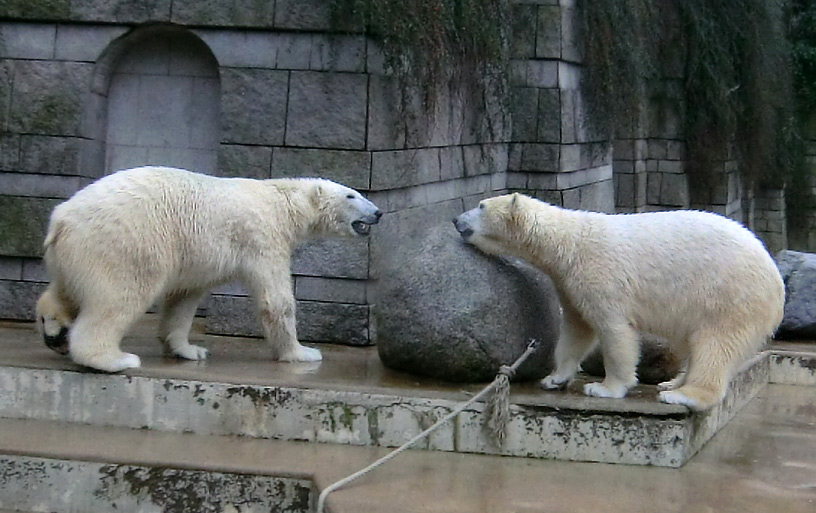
<box><xmin>0</xmin><ymin>317</ymin><xmax>814</xmax><ymax>512</ymax></box>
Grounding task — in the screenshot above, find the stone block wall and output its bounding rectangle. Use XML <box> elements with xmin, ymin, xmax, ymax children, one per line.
<box><xmin>506</xmin><ymin>0</ymin><xmax>615</xmax><ymax>213</ymax></box>
<box><xmin>1</xmin><ymin>0</ymin><xmax>802</xmax><ymax>346</ymax></box>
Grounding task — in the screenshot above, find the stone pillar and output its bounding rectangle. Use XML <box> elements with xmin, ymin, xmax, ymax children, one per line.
<box><xmin>506</xmin><ymin>0</ymin><xmax>614</xmax><ymax>213</ymax></box>
<box><xmin>749</xmin><ymin>187</ymin><xmax>788</xmax><ymax>254</ymax></box>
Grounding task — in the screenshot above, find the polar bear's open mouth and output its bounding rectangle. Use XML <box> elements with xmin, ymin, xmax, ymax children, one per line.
<box><xmin>352</xmin><ymin>220</ymin><xmax>374</xmax><ymax>236</ymax></box>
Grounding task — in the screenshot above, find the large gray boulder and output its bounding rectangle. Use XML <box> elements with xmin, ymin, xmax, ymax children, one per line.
<box><xmin>776</xmin><ymin>250</ymin><xmax>816</xmax><ymax>339</ymax></box>
<box><xmin>375</xmin><ymin>223</ymin><xmax>559</xmax><ymax>383</ymax></box>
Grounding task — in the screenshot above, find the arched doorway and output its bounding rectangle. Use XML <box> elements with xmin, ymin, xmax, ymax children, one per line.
<box><xmin>105</xmin><ymin>28</ymin><xmax>220</xmax><ymax>174</ymax></box>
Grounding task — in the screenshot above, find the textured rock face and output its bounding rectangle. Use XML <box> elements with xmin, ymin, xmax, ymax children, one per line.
<box><xmin>581</xmin><ymin>333</ymin><xmax>684</xmax><ymax>385</ymax></box>
<box><xmin>375</xmin><ymin>223</ymin><xmax>560</xmax><ymax>383</ymax></box>
<box><xmin>776</xmin><ymin>250</ymin><xmax>816</xmax><ymax>339</ymax></box>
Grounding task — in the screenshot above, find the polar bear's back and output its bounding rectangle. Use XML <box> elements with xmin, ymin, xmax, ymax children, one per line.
<box><xmin>44</xmin><ymin>167</ymin><xmax>268</xmax><ymax>295</ymax></box>
<box><xmin>594</xmin><ymin>209</ymin><xmax>784</xmax><ymax>342</ymax></box>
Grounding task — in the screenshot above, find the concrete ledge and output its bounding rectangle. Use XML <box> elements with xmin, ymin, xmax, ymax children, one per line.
<box><xmin>0</xmin><ymin>343</ymin><xmax>768</xmax><ymax>468</ymax></box>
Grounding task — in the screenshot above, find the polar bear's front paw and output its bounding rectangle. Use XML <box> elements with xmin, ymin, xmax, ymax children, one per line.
<box><xmin>173</xmin><ymin>343</ymin><xmax>209</xmax><ymax>361</ymax></box>
<box><xmin>583</xmin><ymin>381</ymin><xmax>628</xmax><ymax>399</ymax></box>
<box><xmin>540</xmin><ymin>374</ymin><xmax>570</xmax><ymax>390</ymax></box>
<box><xmin>279</xmin><ymin>345</ymin><xmax>323</xmax><ymax>363</ymax></box>
<box><xmin>656</xmin><ymin>372</ymin><xmax>686</xmax><ymax>391</ymax></box>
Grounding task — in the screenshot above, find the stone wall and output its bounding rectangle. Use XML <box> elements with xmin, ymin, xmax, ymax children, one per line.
<box><xmin>0</xmin><ymin>0</ymin><xmax>804</xmax><ymax>345</ymax></box>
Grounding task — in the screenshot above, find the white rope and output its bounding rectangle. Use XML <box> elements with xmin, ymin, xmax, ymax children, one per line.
<box><xmin>316</xmin><ymin>339</ymin><xmax>539</xmax><ymax>513</ymax></box>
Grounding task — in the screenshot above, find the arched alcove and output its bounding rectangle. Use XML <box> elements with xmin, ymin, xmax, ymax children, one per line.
<box><xmin>103</xmin><ymin>27</ymin><xmax>220</xmax><ymax>174</ymax></box>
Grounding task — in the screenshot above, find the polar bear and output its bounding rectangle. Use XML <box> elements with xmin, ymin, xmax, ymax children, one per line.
<box><xmin>35</xmin><ymin>166</ymin><xmax>382</xmax><ymax>373</ymax></box>
<box><xmin>453</xmin><ymin>193</ymin><xmax>784</xmax><ymax>411</ymax></box>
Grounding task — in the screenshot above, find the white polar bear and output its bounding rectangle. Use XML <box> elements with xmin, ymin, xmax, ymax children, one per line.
<box><xmin>454</xmin><ymin>193</ymin><xmax>784</xmax><ymax>411</ymax></box>
<box><xmin>35</xmin><ymin>166</ymin><xmax>382</xmax><ymax>373</ymax></box>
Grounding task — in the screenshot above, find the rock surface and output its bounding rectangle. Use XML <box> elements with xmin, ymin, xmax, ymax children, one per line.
<box><xmin>375</xmin><ymin>223</ymin><xmax>559</xmax><ymax>383</ymax></box>
<box><xmin>776</xmin><ymin>250</ymin><xmax>816</xmax><ymax>339</ymax></box>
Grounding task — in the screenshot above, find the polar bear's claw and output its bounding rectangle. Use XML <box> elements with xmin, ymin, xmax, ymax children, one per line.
<box><xmin>173</xmin><ymin>344</ymin><xmax>209</xmax><ymax>361</ymax></box>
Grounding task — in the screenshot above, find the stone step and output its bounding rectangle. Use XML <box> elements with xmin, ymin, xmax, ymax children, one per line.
<box><xmin>1</xmin><ymin>384</ymin><xmax>815</xmax><ymax>513</ymax></box>
<box><xmin>0</xmin><ymin>318</ymin><xmax>777</xmax><ymax>468</ymax></box>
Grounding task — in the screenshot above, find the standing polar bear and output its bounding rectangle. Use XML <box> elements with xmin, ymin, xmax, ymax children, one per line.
<box><xmin>454</xmin><ymin>193</ymin><xmax>784</xmax><ymax>411</ymax></box>
<box><xmin>36</xmin><ymin>166</ymin><xmax>382</xmax><ymax>373</ymax></box>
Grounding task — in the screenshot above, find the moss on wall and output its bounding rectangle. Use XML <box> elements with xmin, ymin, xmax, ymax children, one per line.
<box><xmin>0</xmin><ymin>196</ymin><xmax>60</xmax><ymax>258</ymax></box>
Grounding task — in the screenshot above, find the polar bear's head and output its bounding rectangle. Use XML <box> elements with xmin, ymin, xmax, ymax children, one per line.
<box><xmin>311</xmin><ymin>180</ymin><xmax>383</xmax><ymax>237</ymax></box>
<box><xmin>452</xmin><ymin>193</ymin><xmax>528</xmax><ymax>256</ymax></box>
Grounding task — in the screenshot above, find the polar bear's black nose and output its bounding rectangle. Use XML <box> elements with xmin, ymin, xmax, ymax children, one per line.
<box><xmin>375</xmin><ymin>210</ymin><xmax>383</xmax><ymax>220</ymax></box>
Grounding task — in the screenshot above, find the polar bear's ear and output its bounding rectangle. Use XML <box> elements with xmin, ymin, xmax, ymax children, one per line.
<box><xmin>310</xmin><ymin>182</ymin><xmax>324</xmax><ymax>207</ymax></box>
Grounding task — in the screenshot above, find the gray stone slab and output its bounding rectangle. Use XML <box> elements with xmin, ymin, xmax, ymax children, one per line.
<box><xmin>309</xmin><ymin>35</ymin><xmax>366</xmax><ymax>73</ymax></box>
<box><xmin>292</xmin><ymin>238</ymin><xmax>370</xmax><ymax>280</ymax></box>
<box><xmin>54</xmin><ymin>25</ymin><xmax>127</xmax><ymax>62</ymax></box>
<box><xmin>207</xmin><ymin>295</ymin><xmax>370</xmax><ymax>345</ymax></box>
<box><xmin>0</xmin><ymin>280</ymin><xmax>45</xmax><ymax>320</ymax></box>
<box><xmin>510</xmin><ymin>87</ymin><xmax>539</xmax><ymax>142</ymax></box>
<box><xmin>285</xmin><ymin>71</ymin><xmax>367</xmax><ymax>149</ymax></box>
<box><xmin>366</xmin><ymin>75</ymin><xmax>405</xmax><ymax>151</ymax></box>
<box><xmin>0</xmin><ymin>23</ymin><xmax>55</xmax><ymax>59</ymax></box>
<box><xmin>463</xmin><ymin>144</ymin><xmax>508</xmax><ymax>178</ymax></box>
<box><xmin>271</xmin><ymin>148</ymin><xmax>370</xmax><ymax>190</ymax></box>
<box><xmin>172</xmin><ymin>0</ymin><xmax>275</xmax><ymax>27</ymax></box>
<box><xmin>0</xmin><ymin>455</ymin><xmax>312</xmax><ymax>513</ymax></box>
<box><xmin>0</xmin><ymin>172</ymin><xmax>82</xmax><ymax>199</ymax></box>
<box><xmin>217</xmin><ymin>144</ymin><xmax>272</xmax><ymax>179</ymax></box>
<box><xmin>510</xmin><ymin>4</ymin><xmax>537</xmax><ymax>59</ymax></box>
<box><xmin>0</xmin><ymin>258</ymin><xmax>22</xmax><ymax>281</ymax></box>
<box><xmin>0</xmin><ymin>197</ymin><xmax>60</xmax><ymax>258</ymax></box>
<box><xmin>0</xmin><ymin>0</ymin><xmax>69</xmax><ymax>19</ymax></box>
<box><xmin>220</xmin><ymin>68</ymin><xmax>288</xmax><ymax>145</ymax></box>
<box><xmin>770</xmin><ymin>350</ymin><xmax>816</xmax><ymax>386</ymax></box>
<box><xmin>8</xmin><ymin>60</ymin><xmax>92</xmax><ymax>136</ymax></box>
<box><xmin>0</xmin><ymin>134</ymin><xmax>19</xmax><ymax>171</ymax></box>
<box><xmin>275</xmin><ymin>0</ymin><xmax>332</xmax><ymax>30</ymax></box>
<box><xmin>294</xmin><ymin>276</ymin><xmax>367</xmax><ymax>305</ymax></box>
<box><xmin>371</xmin><ymin>148</ymin><xmax>441</xmax><ymax>190</ymax></box>
<box><xmin>18</xmin><ymin>136</ymin><xmax>81</xmax><ymax>176</ymax></box>
<box><xmin>536</xmin><ymin>5</ymin><xmax>562</xmax><ymax>58</ymax></box>
<box><xmin>194</xmin><ymin>30</ymin><xmax>279</xmax><ymax>69</ymax></box>
<box><xmin>70</xmin><ymin>0</ymin><xmax>172</xmax><ymax>23</ymax></box>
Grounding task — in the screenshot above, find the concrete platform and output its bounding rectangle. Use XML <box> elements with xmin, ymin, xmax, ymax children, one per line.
<box><xmin>0</xmin><ymin>317</ymin><xmax>775</xmax><ymax>467</ymax></box>
<box><xmin>0</xmin><ymin>384</ymin><xmax>814</xmax><ymax>513</ymax></box>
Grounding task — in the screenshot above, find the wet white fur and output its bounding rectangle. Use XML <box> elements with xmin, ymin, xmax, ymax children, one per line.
<box><xmin>457</xmin><ymin>193</ymin><xmax>784</xmax><ymax>411</ymax></box>
<box><xmin>35</xmin><ymin>166</ymin><xmax>380</xmax><ymax>372</ymax></box>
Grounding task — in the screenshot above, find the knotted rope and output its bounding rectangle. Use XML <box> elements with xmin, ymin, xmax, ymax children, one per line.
<box><xmin>316</xmin><ymin>339</ymin><xmax>539</xmax><ymax>513</ymax></box>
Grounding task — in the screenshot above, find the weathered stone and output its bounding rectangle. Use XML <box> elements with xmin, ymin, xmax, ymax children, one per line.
<box><xmin>0</xmin><ymin>172</ymin><xmax>83</xmax><ymax>199</ymax></box>
<box><xmin>54</xmin><ymin>25</ymin><xmax>128</xmax><ymax>62</ymax></box>
<box><xmin>371</xmin><ymin>148</ymin><xmax>441</xmax><ymax>190</ymax></box>
<box><xmin>8</xmin><ymin>60</ymin><xmax>92</xmax><ymax>136</ymax></box>
<box><xmin>19</xmin><ymin>136</ymin><xmax>81</xmax><ymax>175</ymax></box>
<box><xmin>70</xmin><ymin>0</ymin><xmax>171</xmax><ymax>23</ymax></box>
<box><xmin>376</xmin><ymin>223</ymin><xmax>559</xmax><ymax>383</ymax></box>
<box><xmin>0</xmin><ymin>196</ymin><xmax>60</xmax><ymax>257</ymax></box>
<box><xmin>309</xmin><ymin>35</ymin><xmax>366</xmax><ymax>73</ymax></box>
<box><xmin>217</xmin><ymin>144</ymin><xmax>272</xmax><ymax>179</ymax></box>
<box><xmin>207</xmin><ymin>295</ymin><xmax>371</xmax><ymax>345</ymax></box>
<box><xmin>510</xmin><ymin>4</ymin><xmax>537</xmax><ymax>58</ymax></box>
<box><xmin>292</xmin><ymin>238</ymin><xmax>369</xmax><ymax>280</ymax></box>
<box><xmin>171</xmin><ymin>0</ymin><xmax>275</xmax><ymax>27</ymax></box>
<box><xmin>0</xmin><ymin>23</ymin><xmax>56</xmax><ymax>59</ymax></box>
<box><xmin>537</xmin><ymin>88</ymin><xmax>560</xmax><ymax>143</ymax></box>
<box><xmin>510</xmin><ymin>87</ymin><xmax>539</xmax><ymax>142</ymax></box>
<box><xmin>0</xmin><ymin>134</ymin><xmax>19</xmax><ymax>171</ymax></box>
<box><xmin>0</xmin><ymin>0</ymin><xmax>69</xmax><ymax>19</ymax></box>
<box><xmin>285</xmin><ymin>71</ymin><xmax>367</xmax><ymax>149</ymax></box>
<box><xmin>581</xmin><ymin>333</ymin><xmax>685</xmax><ymax>385</ymax></box>
<box><xmin>275</xmin><ymin>0</ymin><xmax>332</xmax><ymax>30</ymax></box>
<box><xmin>775</xmin><ymin>250</ymin><xmax>816</xmax><ymax>339</ymax></box>
<box><xmin>0</xmin><ymin>280</ymin><xmax>45</xmax><ymax>320</ymax></box>
<box><xmin>271</xmin><ymin>148</ymin><xmax>370</xmax><ymax>190</ymax></box>
<box><xmin>536</xmin><ymin>5</ymin><xmax>562</xmax><ymax>58</ymax></box>
<box><xmin>220</xmin><ymin>68</ymin><xmax>288</xmax><ymax>145</ymax></box>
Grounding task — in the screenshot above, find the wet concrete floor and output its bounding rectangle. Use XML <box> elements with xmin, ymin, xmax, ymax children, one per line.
<box><xmin>0</xmin><ymin>316</ymin><xmax>815</xmax><ymax>512</ymax></box>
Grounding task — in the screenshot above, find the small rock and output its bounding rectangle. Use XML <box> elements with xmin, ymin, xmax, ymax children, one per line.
<box><xmin>375</xmin><ymin>223</ymin><xmax>559</xmax><ymax>383</ymax></box>
<box><xmin>775</xmin><ymin>250</ymin><xmax>816</xmax><ymax>339</ymax></box>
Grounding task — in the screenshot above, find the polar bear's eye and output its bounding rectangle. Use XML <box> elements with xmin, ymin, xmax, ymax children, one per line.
<box><xmin>479</xmin><ymin>203</ymin><xmax>485</xmax><ymax>210</ymax></box>
<box><xmin>346</xmin><ymin>194</ymin><xmax>355</xmax><ymax>199</ymax></box>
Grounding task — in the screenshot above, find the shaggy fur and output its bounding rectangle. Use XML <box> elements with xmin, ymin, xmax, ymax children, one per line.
<box><xmin>36</xmin><ymin>166</ymin><xmax>381</xmax><ymax>372</ymax></box>
<box><xmin>454</xmin><ymin>193</ymin><xmax>784</xmax><ymax>411</ymax></box>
